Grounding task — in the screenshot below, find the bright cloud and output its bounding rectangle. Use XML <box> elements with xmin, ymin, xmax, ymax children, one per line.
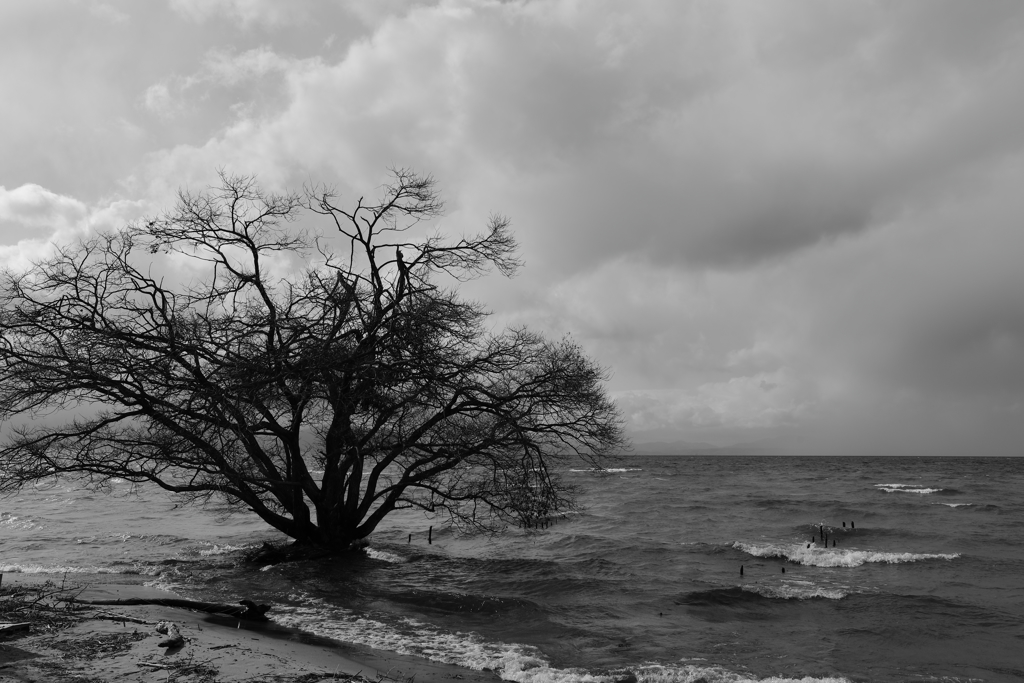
<box><xmin>0</xmin><ymin>184</ymin><xmax>88</xmax><ymax>245</ymax></box>
<box><xmin>168</xmin><ymin>0</ymin><xmax>304</xmax><ymax>27</ymax></box>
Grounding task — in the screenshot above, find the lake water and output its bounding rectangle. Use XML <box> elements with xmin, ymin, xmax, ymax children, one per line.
<box><xmin>3</xmin><ymin>456</ymin><xmax>1023</xmax><ymax>682</ymax></box>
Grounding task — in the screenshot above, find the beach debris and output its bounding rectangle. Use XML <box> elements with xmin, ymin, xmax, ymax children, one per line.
<box><xmin>0</xmin><ymin>622</ymin><xmax>31</xmax><ymax>637</ymax></box>
<box><xmin>155</xmin><ymin>621</ymin><xmax>185</xmax><ymax>648</ymax></box>
<box><xmin>71</xmin><ymin>597</ymin><xmax>271</xmax><ymax>621</ymax></box>
<box><xmin>90</xmin><ymin>610</ymin><xmax>154</xmax><ymax>625</ymax></box>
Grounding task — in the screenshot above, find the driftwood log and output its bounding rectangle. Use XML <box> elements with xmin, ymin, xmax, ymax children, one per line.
<box><xmin>0</xmin><ymin>622</ymin><xmax>31</xmax><ymax>637</ymax></box>
<box><xmin>70</xmin><ymin>598</ymin><xmax>270</xmax><ymax>622</ymax></box>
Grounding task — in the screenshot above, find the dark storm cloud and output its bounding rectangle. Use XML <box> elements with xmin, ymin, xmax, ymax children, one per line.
<box><xmin>3</xmin><ymin>0</ymin><xmax>1024</xmax><ymax>452</ymax></box>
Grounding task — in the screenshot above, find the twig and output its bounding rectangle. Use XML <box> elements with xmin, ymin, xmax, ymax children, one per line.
<box><xmin>89</xmin><ymin>610</ymin><xmax>155</xmax><ymax>625</ymax></box>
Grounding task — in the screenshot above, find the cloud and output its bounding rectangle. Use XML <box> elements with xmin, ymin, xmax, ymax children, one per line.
<box><xmin>615</xmin><ymin>368</ymin><xmax>815</xmax><ymax>434</ymax></box>
<box><xmin>143</xmin><ymin>82</ymin><xmax>178</xmax><ymax>116</ymax></box>
<box><xmin>168</xmin><ymin>0</ymin><xmax>305</xmax><ymax>27</ymax></box>
<box><xmin>142</xmin><ymin>46</ymin><xmax>295</xmax><ymax>116</ymax></box>
<box><xmin>133</xmin><ymin>1</ymin><xmax>1024</xmax><ymax>270</ymax></box>
<box><xmin>0</xmin><ymin>184</ymin><xmax>147</xmax><ymax>270</ymax></box>
<box><xmin>6</xmin><ymin>0</ymin><xmax>1024</xmax><ymax>453</ymax></box>
<box><xmin>0</xmin><ymin>184</ymin><xmax>88</xmax><ymax>245</ymax></box>
<box><xmin>87</xmin><ymin>2</ymin><xmax>130</xmax><ymax>24</ymax></box>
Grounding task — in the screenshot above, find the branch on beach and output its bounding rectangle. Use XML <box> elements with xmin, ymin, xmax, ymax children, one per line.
<box><xmin>69</xmin><ymin>597</ymin><xmax>271</xmax><ymax>622</ymax></box>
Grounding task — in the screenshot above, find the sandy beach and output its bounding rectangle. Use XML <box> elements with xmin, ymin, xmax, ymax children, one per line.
<box><xmin>0</xmin><ymin>577</ymin><xmax>504</xmax><ymax>683</ymax></box>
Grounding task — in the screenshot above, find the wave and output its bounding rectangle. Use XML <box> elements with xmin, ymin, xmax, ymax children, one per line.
<box><xmin>271</xmin><ymin>592</ymin><xmax>850</xmax><ymax>683</ymax></box>
<box><xmin>934</xmin><ymin>503</ymin><xmax>972</xmax><ymax>508</ymax></box>
<box><xmin>568</xmin><ymin>468</ymin><xmax>643</xmax><ymax>473</ymax></box>
<box><xmin>874</xmin><ymin>484</ymin><xmax>942</xmax><ymax>494</ymax></box>
<box><xmin>195</xmin><ymin>543</ymin><xmax>258</xmax><ymax>557</ymax></box>
<box><xmin>635</xmin><ymin>664</ymin><xmax>850</xmax><ymax>683</ymax></box>
<box><xmin>365</xmin><ymin>547</ymin><xmax>407</xmax><ymax>563</ymax></box>
<box><xmin>732</xmin><ymin>542</ymin><xmax>959</xmax><ymax>567</ymax></box>
<box><xmin>0</xmin><ymin>562</ymin><xmax>164</xmax><ymax>575</ymax></box>
<box><xmin>676</xmin><ymin>585</ymin><xmax>847</xmax><ymax>606</ymax></box>
<box><xmin>745</xmin><ymin>584</ymin><xmax>847</xmax><ymax>600</ymax></box>
<box><xmin>0</xmin><ymin>513</ymin><xmax>40</xmax><ymax>531</ymax></box>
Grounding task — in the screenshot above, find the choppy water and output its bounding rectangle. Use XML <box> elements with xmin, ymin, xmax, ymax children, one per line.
<box><xmin>3</xmin><ymin>456</ymin><xmax>1024</xmax><ymax>682</ymax></box>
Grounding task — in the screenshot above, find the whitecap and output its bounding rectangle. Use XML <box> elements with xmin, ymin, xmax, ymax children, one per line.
<box><xmin>742</xmin><ymin>584</ymin><xmax>848</xmax><ymax>600</ymax></box>
<box><xmin>874</xmin><ymin>484</ymin><xmax>942</xmax><ymax>494</ymax></box>
<box><xmin>196</xmin><ymin>543</ymin><xmax>257</xmax><ymax>556</ymax></box>
<box><xmin>0</xmin><ymin>512</ymin><xmax>41</xmax><ymax>531</ymax></box>
<box><xmin>568</xmin><ymin>468</ymin><xmax>642</xmax><ymax>473</ymax></box>
<box><xmin>365</xmin><ymin>547</ymin><xmax>406</xmax><ymax>563</ymax></box>
<box><xmin>0</xmin><ymin>562</ymin><xmax>163</xmax><ymax>575</ymax></box>
<box><xmin>636</xmin><ymin>663</ymin><xmax>851</xmax><ymax>683</ymax></box>
<box><xmin>143</xmin><ymin>579</ymin><xmax>189</xmax><ymax>593</ymax></box>
<box><xmin>935</xmin><ymin>503</ymin><xmax>972</xmax><ymax>508</ymax></box>
<box><xmin>732</xmin><ymin>542</ymin><xmax>959</xmax><ymax>568</ymax></box>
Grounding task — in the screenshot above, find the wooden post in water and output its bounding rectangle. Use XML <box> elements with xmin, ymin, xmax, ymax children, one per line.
<box><xmin>832</xmin><ymin>539</ymin><xmax>836</xmax><ymax>547</ymax></box>
<box><xmin>851</xmin><ymin>521</ymin><xmax>855</xmax><ymax>529</ymax></box>
<box><xmin>428</xmin><ymin>526</ymin><xmax>433</xmax><ymax>544</ymax></box>
<box><xmin>740</xmin><ymin>565</ymin><xmax>744</xmax><ymax>576</ymax></box>
<box><xmin>842</xmin><ymin>522</ymin><xmax>846</xmax><ymax>528</ymax></box>
<box><xmin>408</xmin><ymin>534</ymin><xmax>411</xmax><ymax>544</ymax></box>
<box><xmin>782</xmin><ymin>567</ymin><xmax>786</xmax><ymax>574</ymax></box>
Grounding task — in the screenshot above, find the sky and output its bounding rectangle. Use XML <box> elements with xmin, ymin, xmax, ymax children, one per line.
<box><xmin>2</xmin><ymin>0</ymin><xmax>1023</xmax><ymax>455</ymax></box>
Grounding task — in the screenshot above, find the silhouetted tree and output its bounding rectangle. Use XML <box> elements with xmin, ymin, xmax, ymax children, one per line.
<box><xmin>0</xmin><ymin>170</ymin><xmax>625</xmax><ymax>550</ymax></box>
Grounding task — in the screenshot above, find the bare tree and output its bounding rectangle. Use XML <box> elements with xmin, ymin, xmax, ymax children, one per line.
<box><xmin>0</xmin><ymin>170</ymin><xmax>625</xmax><ymax>551</ymax></box>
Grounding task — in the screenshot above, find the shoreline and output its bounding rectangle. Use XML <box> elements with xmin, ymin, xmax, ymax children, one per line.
<box><xmin>0</xmin><ymin>575</ymin><xmax>505</xmax><ymax>683</ymax></box>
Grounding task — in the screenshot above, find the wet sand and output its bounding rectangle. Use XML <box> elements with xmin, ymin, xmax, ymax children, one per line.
<box><xmin>0</xmin><ymin>578</ymin><xmax>504</xmax><ymax>683</ymax></box>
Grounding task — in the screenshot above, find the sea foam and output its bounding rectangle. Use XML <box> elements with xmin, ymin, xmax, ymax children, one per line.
<box><xmin>743</xmin><ymin>584</ymin><xmax>848</xmax><ymax>600</ymax></box>
<box><xmin>195</xmin><ymin>542</ymin><xmax>257</xmax><ymax>557</ymax></box>
<box><xmin>0</xmin><ymin>513</ymin><xmax>39</xmax><ymax>531</ymax></box>
<box><xmin>638</xmin><ymin>663</ymin><xmax>847</xmax><ymax>683</ymax></box>
<box><xmin>636</xmin><ymin>664</ymin><xmax>850</xmax><ymax>683</ymax></box>
<box><xmin>365</xmin><ymin>547</ymin><xmax>407</xmax><ymax>563</ymax></box>
<box><xmin>874</xmin><ymin>483</ymin><xmax>942</xmax><ymax>494</ymax></box>
<box><xmin>568</xmin><ymin>468</ymin><xmax>643</xmax><ymax>473</ymax></box>
<box><xmin>732</xmin><ymin>542</ymin><xmax>959</xmax><ymax>567</ymax></box>
<box><xmin>0</xmin><ymin>562</ymin><xmax>164</xmax><ymax>575</ymax></box>
<box><xmin>272</xmin><ymin>592</ymin><xmax>851</xmax><ymax>683</ymax></box>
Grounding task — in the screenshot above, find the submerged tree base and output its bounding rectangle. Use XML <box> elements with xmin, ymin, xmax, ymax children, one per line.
<box><xmin>243</xmin><ymin>538</ymin><xmax>371</xmax><ymax>565</ymax></box>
